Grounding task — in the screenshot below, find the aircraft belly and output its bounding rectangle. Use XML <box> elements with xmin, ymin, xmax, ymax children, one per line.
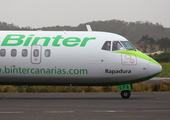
<box><xmin>0</xmin><ymin>76</ymin><xmax>117</xmax><ymax>86</ymax></box>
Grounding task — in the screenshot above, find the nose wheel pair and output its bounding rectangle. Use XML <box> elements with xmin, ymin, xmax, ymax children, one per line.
<box><xmin>118</xmin><ymin>84</ymin><xmax>132</xmax><ymax>99</ymax></box>
<box><xmin>120</xmin><ymin>90</ymin><xmax>131</xmax><ymax>99</ymax></box>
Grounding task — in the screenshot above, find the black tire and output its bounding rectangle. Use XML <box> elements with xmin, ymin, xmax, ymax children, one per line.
<box><xmin>121</xmin><ymin>90</ymin><xmax>131</xmax><ymax>99</ymax></box>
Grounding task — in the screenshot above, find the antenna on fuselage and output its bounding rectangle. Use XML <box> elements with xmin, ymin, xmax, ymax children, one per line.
<box><xmin>86</xmin><ymin>25</ymin><xmax>92</xmax><ymax>32</ymax></box>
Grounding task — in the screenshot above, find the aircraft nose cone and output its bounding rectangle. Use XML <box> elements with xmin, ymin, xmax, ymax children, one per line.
<box><xmin>149</xmin><ymin>62</ymin><xmax>162</xmax><ymax>76</ymax></box>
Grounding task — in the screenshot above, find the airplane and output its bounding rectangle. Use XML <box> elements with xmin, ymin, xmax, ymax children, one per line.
<box><xmin>0</xmin><ymin>25</ymin><xmax>162</xmax><ymax>99</ymax></box>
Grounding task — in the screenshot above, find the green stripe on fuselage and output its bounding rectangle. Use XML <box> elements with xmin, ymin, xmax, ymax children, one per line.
<box><xmin>114</xmin><ymin>50</ymin><xmax>160</xmax><ymax>65</ymax></box>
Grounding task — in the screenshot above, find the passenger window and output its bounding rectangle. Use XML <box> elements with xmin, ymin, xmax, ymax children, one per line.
<box><xmin>112</xmin><ymin>41</ymin><xmax>124</xmax><ymax>51</ymax></box>
<box><xmin>45</xmin><ymin>49</ymin><xmax>51</xmax><ymax>57</ymax></box>
<box><xmin>22</xmin><ymin>49</ymin><xmax>28</xmax><ymax>57</ymax></box>
<box><xmin>11</xmin><ymin>49</ymin><xmax>17</xmax><ymax>57</ymax></box>
<box><xmin>33</xmin><ymin>49</ymin><xmax>39</xmax><ymax>57</ymax></box>
<box><xmin>0</xmin><ymin>49</ymin><xmax>6</xmax><ymax>57</ymax></box>
<box><xmin>101</xmin><ymin>41</ymin><xmax>111</xmax><ymax>51</ymax></box>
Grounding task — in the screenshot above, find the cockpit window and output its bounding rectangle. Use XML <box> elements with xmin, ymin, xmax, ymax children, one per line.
<box><xmin>112</xmin><ymin>41</ymin><xmax>124</xmax><ymax>51</ymax></box>
<box><xmin>102</xmin><ymin>41</ymin><xmax>135</xmax><ymax>51</ymax></box>
<box><xmin>101</xmin><ymin>41</ymin><xmax>111</xmax><ymax>51</ymax></box>
<box><xmin>121</xmin><ymin>41</ymin><xmax>136</xmax><ymax>50</ymax></box>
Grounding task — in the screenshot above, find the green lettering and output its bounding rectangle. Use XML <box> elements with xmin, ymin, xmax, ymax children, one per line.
<box><xmin>24</xmin><ymin>34</ymin><xmax>34</xmax><ymax>46</ymax></box>
<box><xmin>13</xmin><ymin>68</ymin><xmax>18</xmax><ymax>74</ymax></box>
<box><xmin>46</xmin><ymin>69</ymin><xmax>51</xmax><ymax>74</ymax></box>
<box><xmin>22</xmin><ymin>68</ymin><xmax>27</xmax><ymax>74</ymax></box>
<box><xmin>57</xmin><ymin>69</ymin><xmax>62</xmax><ymax>74</ymax></box>
<box><xmin>35</xmin><ymin>68</ymin><xmax>39</xmax><ymax>74</ymax></box>
<box><xmin>62</xmin><ymin>69</ymin><xmax>66</xmax><ymax>74</ymax></box>
<box><xmin>32</xmin><ymin>37</ymin><xmax>50</xmax><ymax>46</ymax></box>
<box><xmin>1</xmin><ymin>34</ymin><xmax>96</xmax><ymax>47</ymax></box>
<box><xmin>80</xmin><ymin>37</ymin><xmax>96</xmax><ymax>47</ymax></box>
<box><xmin>27</xmin><ymin>68</ymin><xmax>30</xmax><ymax>73</ymax></box>
<box><xmin>4</xmin><ymin>66</ymin><xmax>10</xmax><ymax>73</ymax></box>
<box><xmin>2</xmin><ymin>34</ymin><xmax>24</xmax><ymax>46</ymax></box>
<box><xmin>40</xmin><ymin>68</ymin><xmax>45</xmax><ymax>74</ymax></box>
<box><xmin>18</xmin><ymin>67</ymin><xmax>22</xmax><ymax>74</ymax></box>
<box><xmin>30</xmin><ymin>68</ymin><xmax>35</xmax><ymax>74</ymax></box>
<box><xmin>51</xmin><ymin>68</ymin><xmax>56</xmax><ymax>74</ymax></box>
<box><xmin>52</xmin><ymin>35</ymin><xmax>63</xmax><ymax>47</ymax></box>
<box><xmin>63</xmin><ymin>37</ymin><xmax>80</xmax><ymax>47</ymax></box>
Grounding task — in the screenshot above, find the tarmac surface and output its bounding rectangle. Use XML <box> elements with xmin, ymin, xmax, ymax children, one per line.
<box><xmin>0</xmin><ymin>92</ymin><xmax>170</xmax><ymax>120</ymax></box>
<box><xmin>147</xmin><ymin>77</ymin><xmax>170</xmax><ymax>82</ymax></box>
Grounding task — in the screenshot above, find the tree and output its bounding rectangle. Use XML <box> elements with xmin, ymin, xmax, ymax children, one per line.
<box><xmin>157</xmin><ymin>38</ymin><xmax>170</xmax><ymax>52</ymax></box>
<box><xmin>148</xmin><ymin>37</ymin><xmax>156</xmax><ymax>53</ymax></box>
<box><xmin>137</xmin><ymin>35</ymin><xmax>149</xmax><ymax>53</ymax></box>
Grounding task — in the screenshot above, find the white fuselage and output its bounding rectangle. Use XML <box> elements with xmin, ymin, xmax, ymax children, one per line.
<box><xmin>0</xmin><ymin>31</ymin><xmax>162</xmax><ymax>85</ymax></box>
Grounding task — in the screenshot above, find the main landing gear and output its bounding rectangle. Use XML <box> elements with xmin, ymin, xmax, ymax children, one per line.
<box><xmin>118</xmin><ymin>84</ymin><xmax>132</xmax><ymax>99</ymax></box>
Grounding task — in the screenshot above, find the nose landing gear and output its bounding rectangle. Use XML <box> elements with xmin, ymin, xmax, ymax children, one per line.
<box><xmin>120</xmin><ymin>90</ymin><xmax>131</xmax><ymax>99</ymax></box>
<box><xmin>118</xmin><ymin>84</ymin><xmax>132</xmax><ymax>99</ymax></box>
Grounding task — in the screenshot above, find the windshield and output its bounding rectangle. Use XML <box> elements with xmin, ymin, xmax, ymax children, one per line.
<box><xmin>121</xmin><ymin>41</ymin><xmax>136</xmax><ymax>50</ymax></box>
<box><xmin>112</xmin><ymin>41</ymin><xmax>124</xmax><ymax>51</ymax></box>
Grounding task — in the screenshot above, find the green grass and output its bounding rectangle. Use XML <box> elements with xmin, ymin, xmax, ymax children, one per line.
<box><xmin>156</xmin><ymin>62</ymin><xmax>170</xmax><ymax>77</ymax></box>
<box><xmin>0</xmin><ymin>82</ymin><xmax>170</xmax><ymax>93</ymax></box>
<box><xmin>132</xmin><ymin>82</ymin><xmax>170</xmax><ymax>92</ymax></box>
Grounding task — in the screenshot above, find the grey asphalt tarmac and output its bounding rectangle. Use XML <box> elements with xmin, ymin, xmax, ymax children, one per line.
<box><xmin>147</xmin><ymin>77</ymin><xmax>170</xmax><ymax>82</ymax></box>
<box><xmin>0</xmin><ymin>92</ymin><xmax>170</xmax><ymax>120</ymax></box>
